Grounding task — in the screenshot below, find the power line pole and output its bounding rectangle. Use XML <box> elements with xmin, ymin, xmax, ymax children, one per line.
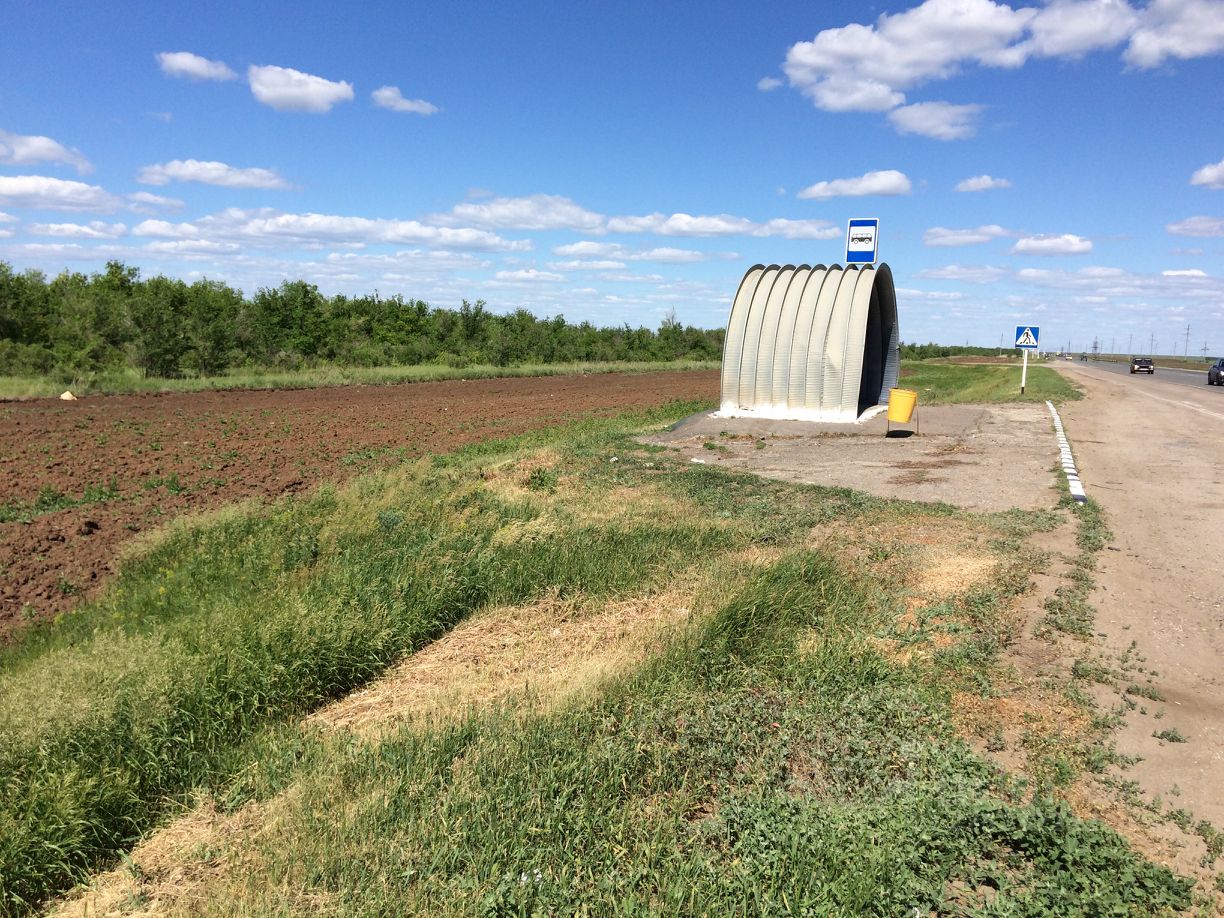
<box><xmin>1185</xmin><ymin>324</ymin><xmax>1191</xmax><ymax>357</ymax></box>
<box><xmin>1128</xmin><ymin>333</ymin><xmax>1133</xmax><ymax>353</ymax></box>
<box><xmin>1202</xmin><ymin>341</ymin><xmax>1210</xmax><ymax>359</ymax></box>
<box><xmin>1149</xmin><ymin>333</ymin><xmax>1155</xmax><ymax>355</ymax></box>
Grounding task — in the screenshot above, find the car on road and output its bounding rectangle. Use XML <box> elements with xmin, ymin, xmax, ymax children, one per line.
<box><xmin>1130</xmin><ymin>356</ymin><xmax>1154</xmax><ymax>374</ymax></box>
<box><xmin>1209</xmin><ymin>359</ymin><xmax>1224</xmax><ymax>385</ymax></box>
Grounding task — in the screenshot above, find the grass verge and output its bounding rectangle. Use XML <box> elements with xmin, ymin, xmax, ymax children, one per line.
<box><xmin>3</xmin><ymin>398</ymin><xmax>1190</xmax><ymax>917</ymax></box>
<box><xmin>902</xmin><ymin>361</ymin><xmax>1081</xmax><ymax>404</ymax></box>
<box><xmin>0</xmin><ymin>360</ymin><xmax>718</xmax><ymax>400</ymax></box>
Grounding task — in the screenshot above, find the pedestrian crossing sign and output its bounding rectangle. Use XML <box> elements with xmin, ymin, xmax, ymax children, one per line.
<box><xmin>1015</xmin><ymin>326</ymin><xmax>1040</xmax><ymax>349</ymax></box>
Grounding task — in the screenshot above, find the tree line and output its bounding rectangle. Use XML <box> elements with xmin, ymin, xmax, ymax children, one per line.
<box><xmin>0</xmin><ymin>261</ymin><xmax>725</xmax><ymax>381</ymax></box>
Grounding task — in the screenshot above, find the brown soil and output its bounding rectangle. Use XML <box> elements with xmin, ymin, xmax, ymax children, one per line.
<box><xmin>0</xmin><ymin>371</ymin><xmax>717</xmax><ymax>640</ymax></box>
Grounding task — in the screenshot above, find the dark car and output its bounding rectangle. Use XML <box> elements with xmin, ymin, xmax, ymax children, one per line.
<box><xmin>1130</xmin><ymin>357</ymin><xmax>1154</xmax><ymax>374</ymax></box>
<box><xmin>1209</xmin><ymin>359</ymin><xmax>1224</xmax><ymax>385</ymax></box>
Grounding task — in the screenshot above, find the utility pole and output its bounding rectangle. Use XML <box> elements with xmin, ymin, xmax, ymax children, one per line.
<box><xmin>1185</xmin><ymin>324</ymin><xmax>1191</xmax><ymax>357</ymax></box>
<box><xmin>1202</xmin><ymin>341</ymin><xmax>1210</xmax><ymax>359</ymax></box>
<box><xmin>1110</xmin><ymin>336</ymin><xmax>1116</xmax><ymax>355</ymax></box>
<box><xmin>1128</xmin><ymin>333</ymin><xmax>1133</xmax><ymax>354</ymax></box>
<box><xmin>1149</xmin><ymin>333</ymin><xmax>1155</xmax><ymax>355</ymax></box>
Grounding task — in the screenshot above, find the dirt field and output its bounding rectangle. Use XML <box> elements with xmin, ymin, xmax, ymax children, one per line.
<box><xmin>0</xmin><ymin>371</ymin><xmax>718</xmax><ymax>639</ymax></box>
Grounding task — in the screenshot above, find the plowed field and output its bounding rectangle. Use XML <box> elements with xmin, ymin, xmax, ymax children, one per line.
<box><xmin>0</xmin><ymin>371</ymin><xmax>718</xmax><ymax>640</ymax></box>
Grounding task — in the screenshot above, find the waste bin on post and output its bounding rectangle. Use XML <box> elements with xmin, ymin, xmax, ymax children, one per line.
<box><xmin>886</xmin><ymin>387</ymin><xmax>918</xmax><ymax>435</ymax></box>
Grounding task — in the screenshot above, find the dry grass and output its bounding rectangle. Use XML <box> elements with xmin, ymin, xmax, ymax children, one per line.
<box><xmin>310</xmin><ymin>588</ymin><xmax>694</xmax><ymax>737</ymax></box>
<box><xmin>46</xmin><ymin>587</ymin><xmax>697</xmax><ymax>916</ymax></box>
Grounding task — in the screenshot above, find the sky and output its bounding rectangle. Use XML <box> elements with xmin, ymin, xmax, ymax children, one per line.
<box><xmin>2</xmin><ymin>0</ymin><xmax>1224</xmax><ymax>353</ymax></box>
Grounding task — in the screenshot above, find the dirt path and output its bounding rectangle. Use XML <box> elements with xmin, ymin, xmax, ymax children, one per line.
<box><xmin>1056</xmin><ymin>364</ymin><xmax>1224</xmax><ymax>826</ymax></box>
<box><xmin>0</xmin><ymin>371</ymin><xmax>718</xmax><ymax>639</ymax></box>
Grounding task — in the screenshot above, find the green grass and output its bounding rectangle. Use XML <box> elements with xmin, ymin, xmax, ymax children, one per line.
<box><xmin>0</xmin><ymin>359</ymin><xmax>718</xmax><ymax>400</ymax></box>
<box><xmin>901</xmin><ymin>361</ymin><xmax>1082</xmax><ymax>405</ymax></box>
<box><xmin>0</xmin><ymin>399</ymin><xmax>1191</xmax><ymax>916</ymax></box>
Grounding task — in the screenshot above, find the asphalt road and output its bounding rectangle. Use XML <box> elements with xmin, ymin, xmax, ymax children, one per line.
<box><xmin>1058</xmin><ymin>358</ymin><xmax>1215</xmax><ymax>390</ymax></box>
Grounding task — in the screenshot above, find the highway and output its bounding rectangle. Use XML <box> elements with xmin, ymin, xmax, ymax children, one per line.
<box><xmin>1054</xmin><ymin>357</ymin><xmax>1215</xmax><ymax>391</ymax></box>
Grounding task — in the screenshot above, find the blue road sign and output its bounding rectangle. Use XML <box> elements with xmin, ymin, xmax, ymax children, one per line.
<box><xmin>1015</xmin><ymin>326</ymin><xmax>1040</xmax><ymax>349</ymax></box>
<box><xmin>846</xmin><ymin>218</ymin><xmax>879</xmax><ymax>264</ymax></box>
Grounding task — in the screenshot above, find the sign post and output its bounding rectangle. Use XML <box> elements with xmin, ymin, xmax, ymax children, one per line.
<box><xmin>1015</xmin><ymin>325</ymin><xmax>1040</xmax><ymax>393</ymax></box>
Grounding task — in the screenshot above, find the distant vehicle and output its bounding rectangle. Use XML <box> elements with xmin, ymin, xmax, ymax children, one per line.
<box><xmin>1208</xmin><ymin>358</ymin><xmax>1224</xmax><ymax>385</ymax></box>
<box><xmin>1130</xmin><ymin>357</ymin><xmax>1154</xmax><ymax>374</ymax></box>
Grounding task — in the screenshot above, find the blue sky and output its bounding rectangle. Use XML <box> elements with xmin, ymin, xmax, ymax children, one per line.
<box><xmin>2</xmin><ymin>0</ymin><xmax>1224</xmax><ymax>353</ymax></box>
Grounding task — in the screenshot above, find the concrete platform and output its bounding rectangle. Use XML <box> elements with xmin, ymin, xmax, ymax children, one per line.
<box><xmin>640</xmin><ymin>403</ymin><xmax>1059</xmax><ymax>513</ymax></box>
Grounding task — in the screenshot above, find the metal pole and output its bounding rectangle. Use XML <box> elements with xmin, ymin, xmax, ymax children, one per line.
<box><xmin>1021</xmin><ymin>348</ymin><xmax>1028</xmax><ymax>394</ymax></box>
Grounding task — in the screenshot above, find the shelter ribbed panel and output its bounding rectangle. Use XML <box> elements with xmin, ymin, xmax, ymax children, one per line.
<box><xmin>719</xmin><ymin>262</ymin><xmax>900</xmax><ymax>422</ymax></box>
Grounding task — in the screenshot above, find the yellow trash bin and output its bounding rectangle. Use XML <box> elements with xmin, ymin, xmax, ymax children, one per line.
<box><xmin>887</xmin><ymin>388</ymin><xmax>917</xmax><ymax>423</ymax></box>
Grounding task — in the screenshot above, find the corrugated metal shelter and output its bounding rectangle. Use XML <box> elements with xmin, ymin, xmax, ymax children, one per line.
<box><xmin>719</xmin><ymin>263</ymin><xmax>900</xmax><ymax>422</ymax></box>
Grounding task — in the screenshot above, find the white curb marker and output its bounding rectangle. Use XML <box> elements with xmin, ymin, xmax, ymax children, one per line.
<box><xmin>1046</xmin><ymin>401</ymin><xmax>1086</xmax><ymax>504</ymax></box>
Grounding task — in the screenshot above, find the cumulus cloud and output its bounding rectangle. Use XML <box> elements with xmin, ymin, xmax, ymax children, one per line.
<box><xmin>0</xmin><ymin>129</ymin><xmax>92</xmax><ymax>174</ymax></box>
<box><xmin>0</xmin><ymin>175</ymin><xmax>119</xmax><ymax>212</ymax></box>
<box><xmin>494</xmin><ymin>268</ymin><xmax>563</xmax><ymax>282</ymax></box>
<box><xmin>27</xmin><ymin>221</ymin><xmax>126</xmax><ymax>239</ymax></box>
<box><xmin>551</xmin><ymin>240</ymin><xmax>709</xmax><ymax>263</ymax></box>
<box><xmin>1125</xmin><ymin>0</ymin><xmax>1224</xmax><ymax>67</ymax></box>
<box><xmin>138</xmin><ymin>159</ymin><xmax>290</xmax><ymax>189</ymax></box>
<box><xmin>924</xmin><ymin>225</ymin><xmax>1011</xmax><ymax>246</ymax></box>
<box><xmin>248</xmin><ymin>65</ymin><xmax>354</xmax><ymax>113</ymax></box>
<box><xmin>1167</xmin><ymin>215</ymin><xmax>1224</xmax><ymax>236</ymax></box>
<box><xmin>437</xmin><ymin>194</ymin><xmax>605</xmax><ymax>231</ymax></box>
<box><xmin>1191</xmin><ymin>157</ymin><xmax>1224</xmax><ymax>189</ymax></box>
<box><xmin>0</xmin><ymin>211</ymin><xmax>16</xmax><ymax>223</ymax></box>
<box><xmin>371</xmin><ymin>86</ymin><xmax>438</xmax><ymax>115</ymax></box>
<box><xmin>156</xmin><ymin>51</ymin><xmax>237</xmax><ymax>81</ymax></box>
<box><xmin>916</xmin><ymin>264</ymin><xmax>1008</xmax><ymax>283</ymax></box>
<box><xmin>887</xmin><ymin>101</ymin><xmax>983</xmax><ymax>139</ymax></box>
<box><xmin>127</xmin><ymin>191</ymin><xmax>185</xmax><ymax>213</ymax></box>
<box><xmin>1163</xmin><ymin>268</ymin><xmax>1207</xmax><ymax>276</ymax></box>
<box><xmin>1011</xmin><ymin>233</ymin><xmax>1093</xmax><ymax>254</ymax></box>
<box><xmin>779</xmin><ymin>0</ymin><xmax>1224</xmax><ymax>136</ymax></box>
<box><xmin>548</xmin><ymin>259</ymin><xmax>628</xmax><ymax>270</ymax></box>
<box><xmin>956</xmin><ymin>174</ymin><xmax>1012</xmax><ymax>192</ymax></box>
<box><xmin>797</xmin><ymin>169</ymin><xmax>911</xmax><ymax>200</ymax></box>
<box><xmin>132</xmin><ymin>207</ymin><xmax>530</xmax><ymax>252</ymax></box>
<box><xmin>757</xmin><ymin>76</ymin><xmax>783</xmax><ymax>90</ymax></box>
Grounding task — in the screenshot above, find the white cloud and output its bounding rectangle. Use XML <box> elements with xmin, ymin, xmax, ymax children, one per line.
<box><xmin>548</xmin><ymin>259</ymin><xmax>628</xmax><ymax>270</ymax></box>
<box><xmin>1024</xmin><ymin>0</ymin><xmax>1139</xmax><ymax>57</ymax></box>
<box><xmin>0</xmin><ymin>211</ymin><xmax>16</xmax><ymax>223</ymax></box>
<box><xmin>0</xmin><ymin>229</ymin><xmax>12</xmax><ymax>238</ymax></box>
<box><xmin>1163</xmin><ymin>268</ymin><xmax>1207</xmax><ymax>276</ymax></box>
<box><xmin>0</xmin><ymin>129</ymin><xmax>92</xmax><ymax>174</ymax></box>
<box><xmin>1012</xmin><ymin>233</ymin><xmax>1093</xmax><ymax>254</ymax></box>
<box><xmin>145</xmin><ymin>239</ymin><xmax>241</xmax><ymax>254</ymax></box>
<box><xmin>924</xmin><ymin>225</ymin><xmax>1010</xmax><ymax>246</ymax></box>
<box><xmin>797</xmin><ymin>169</ymin><xmax>911</xmax><ymax>200</ymax></box>
<box><xmin>887</xmin><ymin>101</ymin><xmax>983</xmax><ymax>139</ymax></box>
<box><xmin>494</xmin><ymin>269</ymin><xmax>563</xmax><ymax>282</ymax></box>
<box><xmin>783</xmin><ymin>0</ymin><xmax>1035</xmax><ymax>113</ymax></box>
<box><xmin>127</xmin><ymin>191</ymin><xmax>185</xmax><ymax>213</ymax></box>
<box><xmin>956</xmin><ymin>174</ymin><xmax>1012</xmax><ymax>192</ymax></box>
<box><xmin>778</xmin><ymin>0</ymin><xmax>1224</xmax><ymax>138</ymax></box>
<box><xmin>132</xmin><ymin>207</ymin><xmax>530</xmax><ymax>252</ymax></box>
<box><xmin>753</xmin><ymin>218</ymin><xmax>843</xmax><ymax>240</ymax></box>
<box><xmin>916</xmin><ymin>264</ymin><xmax>1008</xmax><ymax>283</ymax></box>
<box><xmin>137</xmin><ymin>159</ymin><xmax>290</xmax><ymax>189</ymax></box>
<box><xmin>607</xmin><ymin>212</ymin><xmax>754</xmax><ymax>236</ymax></box>
<box><xmin>550</xmin><ymin>240</ymin><xmax>708</xmax><ymax>263</ymax></box>
<box><xmin>1167</xmin><ymin>215</ymin><xmax>1224</xmax><ymax>236</ymax></box>
<box><xmin>28</xmin><ymin>221</ymin><xmax>126</xmax><ymax>239</ymax></box>
<box><xmin>248</xmin><ymin>65</ymin><xmax>354</xmax><ymax>113</ymax></box>
<box><xmin>371</xmin><ymin>86</ymin><xmax>438</xmax><ymax>115</ymax></box>
<box><xmin>437</xmin><ymin>194</ymin><xmax>604</xmax><ymax>231</ymax></box>
<box><xmin>1191</xmin><ymin>157</ymin><xmax>1224</xmax><ymax>189</ymax></box>
<box><xmin>0</xmin><ymin>175</ymin><xmax>119</xmax><ymax>211</ymax></box>
<box><xmin>156</xmin><ymin>51</ymin><xmax>237</xmax><ymax>81</ymax></box>
<box><xmin>757</xmin><ymin>76</ymin><xmax>783</xmax><ymax>90</ymax></box>
<box><xmin>554</xmin><ymin>241</ymin><xmax>622</xmax><ymax>258</ymax></box>
<box><xmin>1125</xmin><ymin>0</ymin><xmax>1224</xmax><ymax>67</ymax></box>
